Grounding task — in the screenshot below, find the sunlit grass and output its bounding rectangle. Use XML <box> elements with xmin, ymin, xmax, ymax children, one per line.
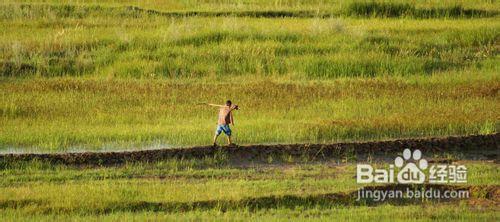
<box><xmin>0</xmin><ymin>10</ymin><xmax>498</xmax><ymax>78</ymax></box>
<box><xmin>0</xmin><ymin>67</ymin><xmax>498</xmax><ymax>151</ymax></box>
<box><xmin>0</xmin><ymin>1</ymin><xmax>498</xmax><ymax>221</ymax></box>
<box><xmin>0</xmin><ymin>161</ymin><xmax>497</xmax><ymax>220</ymax></box>
<box><xmin>0</xmin><ymin>1</ymin><xmax>498</xmax><ymax>151</ymax></box>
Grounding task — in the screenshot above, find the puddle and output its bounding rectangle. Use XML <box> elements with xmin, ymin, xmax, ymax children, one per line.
<box><xmin>0</xmin><ymin>141</ymin><xmax>174</xmax><ymax>154</ymax></box>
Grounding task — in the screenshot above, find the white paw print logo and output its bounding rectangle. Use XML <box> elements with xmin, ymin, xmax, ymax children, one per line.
<box><xmin>395</xmin><ymin>149</ymin><xmax>428</xmax><ymax>184</ymax></box>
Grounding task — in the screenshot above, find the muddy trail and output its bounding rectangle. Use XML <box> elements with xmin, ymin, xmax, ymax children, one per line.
<box><xmin>0</xmin><ymin>133</ymin><xmax>498</xmax><ymax>166</ymax></box>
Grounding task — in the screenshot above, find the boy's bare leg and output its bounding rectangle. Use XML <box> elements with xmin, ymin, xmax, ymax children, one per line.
<box><xmin>227</xmin><ymin>136</ymin><xmax>232</xmax><ymax>145</ymax></box>
<box><xmin>213</xmin><ymin>134</ymin><xmax>219</xmax><ymax>145</ymax></box>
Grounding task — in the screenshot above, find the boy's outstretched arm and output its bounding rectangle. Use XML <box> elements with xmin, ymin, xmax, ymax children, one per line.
<box><xmin>206</xmin><ymin>103</ymin><xmax>224</xmax><ymax>107</ymax></box>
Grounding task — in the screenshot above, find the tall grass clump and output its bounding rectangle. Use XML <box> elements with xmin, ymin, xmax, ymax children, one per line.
<box><xmin>346</xmin><ymin>2</ymin><xmax>414</xmax><ymax>18</ymax></box>
<box><xmin>0</xmin><ymin>4</ymin><xmax>158</xmax><ymax>20</ymax></box>
<box><xmin>346</xmin><ymin>2</ymin><xmax>495</xmax><ymax>18</ymax></box>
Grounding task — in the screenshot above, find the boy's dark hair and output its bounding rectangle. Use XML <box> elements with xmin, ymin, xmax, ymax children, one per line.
<box><xmin>226</xmin><ymin>100</ymin><xmax>232</xmax><ymax>106</ymax></box>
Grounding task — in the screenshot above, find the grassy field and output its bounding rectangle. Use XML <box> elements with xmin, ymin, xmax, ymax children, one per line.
<box><xmin>1</xmin><ymin>73</ymin><xmax>499</xmax><ymax>152</ymax></box>
<box><xmin>0</xmin><ymin>1</ymin><xmax>499</xmax><ymax>221</ymax></box>
<box><xmin>0</xmin><ymin>159</ymin><xmax>498</xmax><ymax>221</ymax></box>
<box><xmin>1</xmin><ymin>13</ymin><xmax>498</xmax><ymax>78</ymax></box>
<box><xmin>0</xmin><ymin>0</ymin><xmax>499</xmax><ymax>152</ymax></box>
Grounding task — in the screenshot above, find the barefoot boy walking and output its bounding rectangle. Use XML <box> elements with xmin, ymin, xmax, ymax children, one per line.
<box><xmin>206</xmin><ymin>100</ymin><xmax>239</xmax><ymax>146</ymax></box>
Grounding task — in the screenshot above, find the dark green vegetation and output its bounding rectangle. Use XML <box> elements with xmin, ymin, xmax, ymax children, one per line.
<box><xmin>346</xmin><ymin>2</ymin><xmax>497</xmax><ymax>18</ymax></box>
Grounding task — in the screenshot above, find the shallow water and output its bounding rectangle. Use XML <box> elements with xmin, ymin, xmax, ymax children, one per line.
<box><xmin>0</xmin><ymin>141</ymin><xmax>174</xmax><ymax>154</ymax></box>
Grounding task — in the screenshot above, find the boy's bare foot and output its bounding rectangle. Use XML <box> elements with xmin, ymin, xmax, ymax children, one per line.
<box><xmin>213</xmin><ymin>143</ymin><xmax>218</xmax><ymax>147</ymax></box>
<box><xmin>227</xmin><ymin>143</ymin><xmax>237</xmax><ymax>147</ymax></box>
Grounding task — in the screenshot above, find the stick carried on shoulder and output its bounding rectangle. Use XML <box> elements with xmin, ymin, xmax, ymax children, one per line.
<box><xmin>196</xmin><ymin>102</ymin><xmax>239</xmax><ymax>110</ymax></box>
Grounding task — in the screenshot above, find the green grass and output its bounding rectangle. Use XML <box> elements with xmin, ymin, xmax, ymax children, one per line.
<box><xmin>2</xmin><ymin>1</ymin><xmax>497</xmax><ymax>20</ymax></box>
<box><xmin>0</xmin><ymin>1</ymin><xmax>499</xmax><ymax>221</ymax></box>
<box><xmin>1</xmin><ymin>69</ymin><xmax>498</xmax><ymax>151</ymax></box>
<box><xmin>1</xmin><ymin>16</ymin><xmax>498</xmax><ymax>78</ymax></box>
<box><xmin>346</xmin><ymin>2</ymin><xmax>497</xmax><ymax>18</ymax></box>
<box><xmin>3</xmin><ymin>0</ymin><xmax>500</xmax><ymax>13</ymax></box>
<box><xmin>0</xmin><ymin>160</ymin><xmax>498</xmax><ymax>221</ymax></box>
<box><xmin>1</xmin><ymin>206</ymin><xmax>498</xmax><ymax>222</ymax></box>
<box><xmin>0</xmin><ymin>0</ymin><xmax>498</xmax><ymax>151</ymax></box>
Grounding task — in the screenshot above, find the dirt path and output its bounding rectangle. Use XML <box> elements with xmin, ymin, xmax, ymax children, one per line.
<box><xmin>0</xmin><ymin>133</ymin><xmax>498</xmax><ymax>166</ymax></box>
